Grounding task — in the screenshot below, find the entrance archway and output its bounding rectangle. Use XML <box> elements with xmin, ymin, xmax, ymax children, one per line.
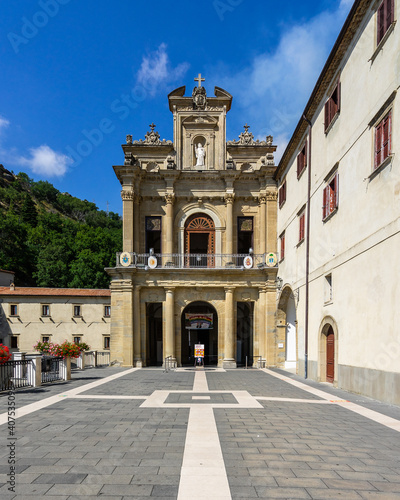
<box><xmin>318</xmin><ymin>317</ymin><xmax>338</xmax><ymax>383</ymax></box>
<box><xmin>181</xmin><ymin>301</ymin><xmax>218</xmax><ymax>366</ymax></box>
<box><xmin>277</xmin><ymin>286</ymin><xmax>297</xmax><ymax>369</ymax></box>
<box><xmin>184</xmin><ymin>214</ymin><xmax>215</xmax><ymax>267</ymax></box>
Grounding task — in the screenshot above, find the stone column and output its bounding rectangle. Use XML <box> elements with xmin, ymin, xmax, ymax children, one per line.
<box><xmin>164</xmin><ymin>287</ymin><xmax>176</xmax><ymax>366</ymax></box>
<box><xmin>165</xmin><ymin>194</ymin><xmax>175</xmax><ymax>258</ymax></box>
<box><xmin>225</xmin><ymin>193</ymin><xmax>235</xmax><ymax>257</ymax></box>
<box><xmin>259</xmin><ymin>195</ymin><xmax>266</xmax><ymax>255</ymax></box>
<box><xmin>266</xmin><ymin>191</ymin><xmax>278</xmax><ymax>253</ymax></box>
<box><xmin>133</xmin><ymin>286</ymin><xmax>142</xmax><ymax>367</ymax></box>
<box><xmin>121</xmin><ymin>189</ymin><xmax>134</xmax><ymax>253</ymax></box>
<box><xmin>110</xmin><ymin>280</ymin><xmax>134</xmax><ymax>366</ymax></box>
<box><xmin>223</xmin><ymin>287</ymin><xmax>236</xmax><ymax>368</ymax></box>
<box><xmin>133</xmin><ymin>196</ymin><xmax>140</xmax><ymax>254</ymax></box>
<box><xmin>257</xmin><ymin>288</ymin><xmax>267</xmax><ymax>367</ymax></box>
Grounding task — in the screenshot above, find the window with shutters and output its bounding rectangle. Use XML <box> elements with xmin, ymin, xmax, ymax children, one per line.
<box><xmin>10</xmin><ymin>304</ymin><xmax>18</xmax><ymax>316</ymax></box>
<box><xmin>298</xmin><ymin>211</ymin><xmax>305</xmax><ymax>243</ymax></box>
<box><xmin>41</xmin><ymin>304</ymin><xmax>50</xmax><ymax>317</ymax></box>
<box><xmin>73</xmin><ymin>305</ymin><xmax>81</xmax><ymax>317</ymax></box>
<box><xmin>297</xmin><ymin>141</ymin><xmax>308</xmax><ymax>178</ymax></box>
<box><xmin>322</xmin><ymin>173</ymin><xmax>339</xmax><ymax>221</ymax></box>
<box><xmin>278</xmin><ymin>180</ymin><xmax>287</xmax><ymax>208</ymax></box>
<box><xmin>377</xmin><ymin>0</ymin><xmax>395</xmax><ymax>45</ymax></box>
<box><xmin>279</xmin><ymin>232</ymin><xmax>285</xmax><ymax>261</ymax></box>
<box><xmin>375</xmin><ymin>110</ymin><xmax>392</xmax><ymax>170</ymax></box>
<box><xmin>324</xmin><ymin>80</ymin><xmax>341</xmax><ymax>133</ymax></box>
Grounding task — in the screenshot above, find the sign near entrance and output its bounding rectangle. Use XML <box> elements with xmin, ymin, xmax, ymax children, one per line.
<box><xmin>195</xmin><ymin>344</ymin><xmax>205</xmax><ymax>358</ymax></box>
<box><xmin>185</xmin><ymin>313</ymin><xmax>213</xmax><ymax>329</ymax></box>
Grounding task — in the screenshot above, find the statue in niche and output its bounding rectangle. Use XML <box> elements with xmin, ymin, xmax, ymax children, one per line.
<box><xmin>195</xmin><ymin>143</ymin><xmax>205</xmax><ymax>167</ymax></box>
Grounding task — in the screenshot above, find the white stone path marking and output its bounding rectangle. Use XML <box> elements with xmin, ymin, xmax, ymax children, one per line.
<box><xmin>0</xmin><ymin>368</ymin><xmax>140</xmax><ymax>426</ymax></box>
<box><xmin>177</xmin><ymin>370</ymin><xmax>232</xmax><ymax>500</ymax></box>
<box><xmin>262</xmin><ymin>368</ymin><xmax>400</xmax><ymax>433</ymax></box>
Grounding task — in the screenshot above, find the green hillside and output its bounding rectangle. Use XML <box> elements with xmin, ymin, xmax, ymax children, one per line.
<box><xmin>0</xmin><ymin>164</ymin><xmax>122</xmax><ymax>288</ymax></box>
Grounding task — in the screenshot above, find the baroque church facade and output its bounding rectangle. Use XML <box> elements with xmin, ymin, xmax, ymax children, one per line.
<box><xmin>107</xmin><ymin>78</ymin><xmax>282</xmax><ymax>368</ymax></box>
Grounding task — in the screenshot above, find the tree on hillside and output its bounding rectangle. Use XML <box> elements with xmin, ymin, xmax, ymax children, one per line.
<box><xmin>21</xmin><ymin>193</ymin><xmax>38</xmax><ymax>227</ymax></box>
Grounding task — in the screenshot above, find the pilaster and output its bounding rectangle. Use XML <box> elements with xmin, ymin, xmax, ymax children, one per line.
<box><xmin>223</xmin><ymin>286</ymin><xmax>236</xmax><ymax>368</ymax></box>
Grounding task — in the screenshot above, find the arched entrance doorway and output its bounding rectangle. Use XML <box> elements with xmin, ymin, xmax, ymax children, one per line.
<box><xmin>277</xmin><ymin>286</ymin><xmax>297</xmax><ymax>369</ymax></box>
<box><xmin>326</xmin><ymin>326</ymin><xmax>335</xmax><ymax>383</ymax></box>
<box><xmin>184</xmin><ymin>214</ymin><xmax>215</xmax><ymax>267</ymax></box>
<box><xmin>181</xmin><ymin>301</ymin><xmax>218</xmax><ymax>366</ymax></box>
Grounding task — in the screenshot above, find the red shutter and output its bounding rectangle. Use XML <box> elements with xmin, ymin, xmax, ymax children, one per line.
<box><xmin>375</xmin><ymin>121</ymin><xmax>383</xmax><ymax>169</ymax></box>
<box><xmin>378</xmin><ymin>1</ymin><xmax>385</xmax><ymax>44</ymax></box>
<box><xmin>283</xmin><ymin>181</ymin><xmax>286</xmax><ymax>204</ymax></box>
<box><xmin>304</xmin><ymin>139</ymin><xmax>308</xmax><ymax>167</ymax></box>
<box><xmin>334</xmin><ymin>174</ymin><xmax>339</xmax><ymax>209</ymax></box>
<box><xmin>323</xmin><ymin>186</ymin><xmax>328</xmax><ymax>219</ymax></box>
<box><xmin>299</xmin><ymin>213</ymin><xmax>305</xmax><ymax>241</ymax></box>
<box><xmin>324</xmin><ymin>101</ymin><xmax>329</xmax><ymax>133</ymax></box>
<box><xmin>387</xmin><ymin>0</ymin><xmax>394</xmax><ymax>31</ymax></box>
<box><xmin>297</xmin><ymin>154</ymin><xmax>301</xmax><ymax>177</ymax></box>
<box><xmin>337</xmin><ymin>80</ymin><xmax>341</xmax><ymax>114</ymax></box>
<box><xmin>280</xmin><ymin>234</ymin><xmax>285</xmax><ymax>260</ymax></box>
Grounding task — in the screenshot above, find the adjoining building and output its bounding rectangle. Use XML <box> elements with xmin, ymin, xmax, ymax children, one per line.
<box><xmin>0</xmin><ymin>285</ymin><xmax>111</xmax><ymax>353</ymax></box>
<box><xmin>275</xmin><ymin>0</ymin><xmax>400</xmax><ymax>404</ymax></box>
<box><xmin>106</xmin><ymin>79</ymin><xmax>280</xmax><ymax>368</ymax></box>
<box><xmin>0</xmin><ymin>269</ymin><xmax>15</xmax><ymax>287</ymax></box>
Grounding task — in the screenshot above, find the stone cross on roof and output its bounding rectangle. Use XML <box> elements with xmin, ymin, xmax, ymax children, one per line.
<box><xmin>149</xmin><ymin>123</ymin><xmax>156</xmax><ymax>132</ymax></box>
<box><xmin>194</xmin><ymin>73</ymin><xmax>205</xmax><ymax>88</ymax></box>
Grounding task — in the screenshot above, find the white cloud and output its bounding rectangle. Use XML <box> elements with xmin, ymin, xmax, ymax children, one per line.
<box><xmin>0</xmin><ymin>116</ymin><xmax>10</xmax><ymax>141</ymax></box>
<box><xmin>19</xmin><ymin>145</ymin><xmax>72</xmax><ymax>177</ymax></box>
<box><xmin>136</xmin><ymin>43</ymin><xmax>190</xmax><ymax>96</ymax></box>
<box><xmin>213</xmin><ymin>2</ymin><xmax>353</xmax><ymax>162</ymax></box>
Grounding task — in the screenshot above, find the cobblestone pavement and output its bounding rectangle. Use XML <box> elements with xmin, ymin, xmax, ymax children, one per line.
<box><xmin>0</xmin><ymin>367</ymin><xmax>399</xmax><ymax>499</ymax></box>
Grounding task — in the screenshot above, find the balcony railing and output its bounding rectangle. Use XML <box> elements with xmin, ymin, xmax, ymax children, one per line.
<box><xmin>116</xmin><ymin>253</ymin><xmax>278</xmax><ymax>270</ymax></box>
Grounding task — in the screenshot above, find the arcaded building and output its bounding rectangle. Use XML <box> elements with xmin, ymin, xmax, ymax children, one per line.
<box><xmin>107</xmin><ymin>79</ymin><xmax>280</xmax><ymax>368</ymax></box>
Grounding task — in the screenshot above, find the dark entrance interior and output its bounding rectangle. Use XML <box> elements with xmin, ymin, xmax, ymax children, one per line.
<box><xmin>147</xmin><ymin>303</ymin><xmax>163</xmax><ymax>366</ymax></box>
<box><xmin>181</xmin><ymin>301</ymin><xmax>218</xmax><ymax>366</ymax></box>
<box><xmin>236</xmin><ymin>302</ymin><xmax>254</xmax><ymax>366</ymax></box>
<box><xmin>189</xmin><ymin>233</ymin><xmax>208</xmax><ymax>253</ymax></box>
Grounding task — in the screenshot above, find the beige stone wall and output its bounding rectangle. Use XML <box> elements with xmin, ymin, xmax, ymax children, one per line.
<box><xmin>0</xmin><ymin>295</ymin><xmax>111</xmax><ymax>353</ymax></box>
<box><xmin>276</xmin><ymin>1</ymin><xmax>400</xmax><ymax>400</ymax></box>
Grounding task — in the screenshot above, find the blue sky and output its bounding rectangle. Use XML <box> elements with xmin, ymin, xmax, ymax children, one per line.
<box><xmin>0</xmin><ymin>0</ymin><xmax>353</xmax><ymax>215</ymax></box>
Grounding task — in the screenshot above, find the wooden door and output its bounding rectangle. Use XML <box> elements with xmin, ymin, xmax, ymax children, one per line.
<box><xmin>184</xmin><ymin>214</ymin><xmax>215</xmax><ymax>267</ymax></box>
<box><xmin>326</xmin><ymin>326</ymin><xmax>335</xmax><ymax>383</ymax></box>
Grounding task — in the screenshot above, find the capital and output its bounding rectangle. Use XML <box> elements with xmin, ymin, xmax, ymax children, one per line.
<box><xmin>258</xmin><ymin>195</ymin><xmax>267</xmax><ymax>205</ymax></box>
<box><xmin>224</xmin><ymin>193</ymin><xmax>235</xmax><ymax>205</ymax></box>
<box><xmin>165</xmin><ymin>193</ymin><xmax>175</xmax><ymax>205</ymax></box>
<box><xmin>121</xmin><ymin>189</ymin><xmax>134</xmax><ymax>201</ymax></box>
<box><xmin>266</xmin><ymin>191</ymin><xmax>278</xmax><ymax>201</ymax></box>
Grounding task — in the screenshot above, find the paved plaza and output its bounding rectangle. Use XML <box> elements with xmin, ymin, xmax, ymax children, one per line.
<box><xmin>1</xmin><ymin>367</ymin><xmax>400</xmax><ymax>499</ymax></box>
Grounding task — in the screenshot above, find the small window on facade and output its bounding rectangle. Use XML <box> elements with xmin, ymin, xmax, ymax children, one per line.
<box><xmin>377</xmin><ymin>0</ymin><xmax>394</xmax><ymax>45</ymax></box>
<box><xmin>298</xmin><ymin>211</ymin><xmax>305</xmax><ymax>243</ymax></box>
<box><xmin>73</xmin><ymin>305</ymin><xmax>81</xmax><ymax>317</ymax></box>
<box><xmin>297</xmin><ymin>141</ymin><xmax>308</xmax><ymax>178</ymax></box>
<box><xmin>10</xmin><ymin>304</ymin><xmax>18</xmax><ymax>316</ymax></box>
<box><xmin>145</xmin><ymin>216</ymin><xmax>162</xmax><ymax>254</ymax></box>
<box><xmin>42</xmin><ymin>305</ymin><xmax>50</xmax><ymax>317</ymax></box>
<box><xmin>280</xmin><ymin>232</ymin><xmax>285</xmax><ymax>261</ymax></box>
<box><xmin>324</xmin><ymin>274</ymin><xmax>333</xmax><ymax>303</ymax></box>
<box><xmin>323</xmin><ymin>173</ymin><xmax>339</xmax><ymax>220</ymax></box>
<box><xmin>73</xmin><ymin>336</ymin><xmax>81</xmax><ymax>344</ymax></box>
<box><xmin>104</xmin><ymin>336</ymin><xmax>110</xmax><ymax>349</ymax></box>
<box><xmin>278</xmin><ymin>180</ymin><xmax>287</xmax><ymax>208</ymax></box>
<box><xmin>375</xmin><ymin>110</ymin><xmax>392</xmax><ymax>169</ymax></box>
<box><xmin>237</xmin><ymin>217</ymin><xmax>253</xmax><ymax>254</ymax></box>
<box><xmin>324</xmin><ymin>80</ymin><xmax>341</xmax><ymax>133</ymax></box>
<box><xmin>104</xmin><ymin>305</ymin><xmax>111</xmax><ymax>317</ymax></box>
<box><xmin>11</xmin><ymin>336</ymin><xmax>18</xmax><ymax>349</ymax></box>
<box><xmin>42</xmin><ymin>336</ymin><xmax>50</xmax><ymax>343</ymax></box>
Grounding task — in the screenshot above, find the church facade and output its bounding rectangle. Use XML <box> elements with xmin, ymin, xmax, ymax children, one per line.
<box><xmin>107</xmin><ymin>79</ymin><xmax>281</xmax><ymax>368</ymax></box>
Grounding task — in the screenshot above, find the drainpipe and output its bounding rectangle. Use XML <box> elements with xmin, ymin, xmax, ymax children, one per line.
<box><xmin>303</xmin><ymin>114</ymin><xmax>312</xmax><ymax>380</ymax></box>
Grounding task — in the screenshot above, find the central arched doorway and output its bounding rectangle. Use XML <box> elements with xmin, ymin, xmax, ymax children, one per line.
<box><xmin>181</xmin><ymin>301</ymin><xmax>218</xmax><ymax>366</ymax></box>
<box><xmin>184</xmin><ymin>214</ymin><xmax>215</xmax><ymax>267</ymax></box>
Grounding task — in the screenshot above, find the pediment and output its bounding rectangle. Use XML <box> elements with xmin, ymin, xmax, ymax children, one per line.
<box><xmin>182</xmin><ymin>115</ymin><xmax>218</xmax><ymax>126</ymax></box>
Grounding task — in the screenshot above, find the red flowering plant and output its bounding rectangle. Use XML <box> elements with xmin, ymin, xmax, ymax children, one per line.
<box><xmin>33</xmin><ymin>341</ymin><xmax>54</xmax><ymax>355</ymax></box>
<box><xmin>76</xmin><ymin>342</ymin><xmax>91</xmax><ymax>353</ymax></box>
<box><xmin>0</xmin><ymin>344</ymin><xmax>12</xmax><ymax>364</ymax></box>
<box><xmin>50</xmin><ymin>341</ymin><xmax>81</xmax><ymax>359</ymax></box>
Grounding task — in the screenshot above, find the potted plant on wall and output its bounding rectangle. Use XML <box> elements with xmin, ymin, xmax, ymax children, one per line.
<box><xmin>0</xmin><ymin>344</ymin><xmax>13</xmax><ymax>390</ymax></box>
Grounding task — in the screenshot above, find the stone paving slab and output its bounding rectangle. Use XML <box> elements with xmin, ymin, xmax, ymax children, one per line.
<box><xmin>1</xmin><ymin>367</ymin><xmax>400</xmax><ymax>498</ymax></box>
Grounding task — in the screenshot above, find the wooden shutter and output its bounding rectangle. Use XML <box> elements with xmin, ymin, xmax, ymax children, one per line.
<box><xmin>378</xmin><ymin>1</ymin><xmax>386</xmax><ymax>44</ymax></box>
<box><xmin>280</xmin><ymin>234</ymin><xmax>285</xmax><ymax>260</ymax></box>
<box><xmin>299</xmin><ymin>213</ymin><xmax>305</xmax><ymax>241</ymax></box>
<box><xmin>387</xmin><ymin>0</ymin><xmax>394</xmax><ymax>32</ymax></box>
<box><xmin>337</xmin><ymin>80</ymin><xmax>341</xmax><ymax>114</ymax></box>
<box><xmin>383</xmin><ymin>112</ymin><xmax>391</xmax><ymax>161</ymax></box>
<box><xmin>375</xmin><ymin>119</ymin><xmax>383</xmax><ymax>168</ymax></box>
<box><xmin>324</xmin><ymin>101</ymin><xmax>329</xmax><ymax>133</ymax></box>
<box><xmin>323</xmin><ymin>186</ymin><xmax>328</xmax><ymax>219</ymax></box>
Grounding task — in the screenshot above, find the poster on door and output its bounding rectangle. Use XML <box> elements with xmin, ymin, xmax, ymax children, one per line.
<box><xmin>194</xmin><ymin>344</ymin><xmax>205</xmax><ymax>358</ymax></box>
